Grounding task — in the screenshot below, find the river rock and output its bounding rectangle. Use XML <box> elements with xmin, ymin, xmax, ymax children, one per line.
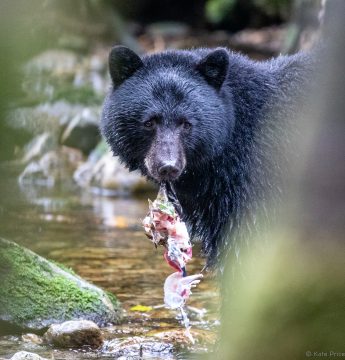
<box><xmin>22</xmin><ymin>49</ymin><xmax>108</xmax><ymax>105</ymax></box>
<box><xmin>74</xmin><ymin>150</ymin><xmax>156</xmax><ymax>195</ymax></box>
<box><xmin>60</xmin><ymin>107</ymin><xmax>101</xmax><ymax>154</ymax></box>
<box><xmin>102</xmin><ymin>337</ymin><xmax>174</xmax><ymax>358</ymax></box>
<box><xmin>24</xmin><ymin>50</ymin><xmax>79</xmax><ymax>76</ymax></box>
<box><xmin>19</xmin><ymin>147</ymin><xmax>84</xmax><ymax>187</ymax></box>
<box><xmin>8</xmin><ymin>102</ymin><xmax>101</xmax><ymax>155</ymax></box>
<box><xmin>22</xmin><ymin>133</ymin><xmax>57</xmax><ymax>164</ymax></box>
<box><xmin>6</xmin><ymin>106</ymin><xmax>60</xmax><ymax>137</ymax></box>
<box><xmin>7</xmin><ymin>102</ymin><xmax>100</xmax><ymax>137</ymax></box>
<box><xmin>10</xmin><ymin>352</ymin><xmax>48</xmax><ymax>360</ymax></box>
<box><xmin>0</xmin><ymin>238</ymin><xmax>122</xmax><ymax>333</ymax></box>
<box><xmin>21</xmin><ymin>333</ymin><xmax>43</xmax><ymax>345</ymax></box>
<box><xmin>146</xmin><ymin>21</ymin><xmax>190</xmax><ymax>39</ymax></box>
<box><xmin>43</xmin><ymin>320</ymin><xmax>103</xmax><ymax>348</ymax></box>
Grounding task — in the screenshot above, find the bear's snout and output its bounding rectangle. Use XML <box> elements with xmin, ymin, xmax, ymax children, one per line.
<box><xmin>145</xmin><ymin>155</ymin><xmax>185</xmax><ymax>182</ymax></box>
<box><xmin>144</xmin><ymin>129</ymin><xmax>186</xmax><ymax>182</ymax></box>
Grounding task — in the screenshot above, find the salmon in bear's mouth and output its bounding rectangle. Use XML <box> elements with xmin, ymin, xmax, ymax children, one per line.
<box><xmin>142</xmin><ymin>182</ymin><xmax>195</xmax><ymax>281</ymax></box>
<box><xmin>142</xmin><ymin>182</ymin><xmax>203</xmax><ymax>342</ymax></box>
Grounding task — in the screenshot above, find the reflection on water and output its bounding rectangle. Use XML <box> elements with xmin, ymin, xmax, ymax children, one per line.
<box><xmin>0</xmin><ymin>165</ymin><xmax>219</xmax><ymax>359</ymax></box>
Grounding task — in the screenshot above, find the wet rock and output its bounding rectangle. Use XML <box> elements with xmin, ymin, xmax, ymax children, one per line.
<box><xmin>43</xmin><ymin>320</ymin><xmax>103</xmax><ymax>348</ymax></box>
<box><xmin>21</xmin><ymin>333</ymin><xmax>44</xmax><ymax>345</ymax></box>
<box><xmin>151</xmin><ymin>328</ymin><xmax>217</xmax><ymax>346</ymax></box>
<box><xmin>0</xmin><ymin>238</ymin><xmax>122</xmax><ymax>333</ymax></box>
<box><xmin>25</xmin><ymin>50</ymin><xmax>79</xmax><ymax>76</ymax></box>
<box><xmin>60</xmin><ymin>107</ymin><xmax>101</xmax><ymax>154</ymax></box>
<box><xmin>19</xmin><ymin>160</ymin><xmax>54</xmax><ymax>187</ymax></box>
<box><xmin>102</xmin><ymin>337</ymin><xmax>174</xmax><ymax>358</ymax></box>
<box><xmin>10</xmin><ymin>352</ymin><xmax>48</xmax><ymax>360</ymax></box>
<box><xmin>19</xmin><ymin>147</ymin><xmax>84</xmax><ymax>187</ymax></box>
<box><xmin>229</xmin><ymin>26</ymin><xmax>287</xmax><ymax>56</ymax></box>
<box><xmin>74</xmin><ymin>150</ymin><xmax>156</xmax><ymax>195</ymax></box>
<box><xmin>6</xmin><ymin>106</ymin><xmax>60</xmax><ymax>137</ymax></box>
<box><xmin>146</xmin><ymin>22</ymin><xmax>190</xmax><ymax>38</ymax></box>
<box><xmin>8</xmin><ymin>102</ymin><xmax>100</xmax><ymax>157</ymax></box>
<box><xmin>144</xmin><ymin>26</ymin><xmax>287</xmax><ymax>61</ymax></box>
<box><xmin>22</xmin><ymin>133</ymin><xmax>57</xmax><ymax>164</ymax></box>
<box><xmin>7</xmin><ymin>102</ymin><xmax>101</xmax><ymax>137</ymax></box>
<box><xmin>22</xmin><ymin>49</ymin><xmax>108</xmax><ymax>105</ymax></box>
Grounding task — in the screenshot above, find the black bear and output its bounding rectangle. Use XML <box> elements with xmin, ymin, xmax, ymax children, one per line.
<box><xmin>101</xmin><ymin>46</ymin><xmax>316</xmax><ymax>267</ymax></box>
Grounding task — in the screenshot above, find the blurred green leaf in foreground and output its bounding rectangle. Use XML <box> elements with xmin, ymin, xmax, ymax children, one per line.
<box><xmin>217</xmin><ymin>1</ymin><xmax>345</xmax><ymax>359</ymax></box>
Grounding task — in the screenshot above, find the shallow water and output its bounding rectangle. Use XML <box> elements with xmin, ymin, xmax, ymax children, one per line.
<box><xmin>0</xmin><ymin>166</ymin><xmax>219</xmax><ymax>359</ymax></box>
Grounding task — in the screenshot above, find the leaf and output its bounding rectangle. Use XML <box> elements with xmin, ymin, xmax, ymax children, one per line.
<box><xmin>130</xmin><ymin>304</ymin><xmax>153</xmax><ymax>312</ymax></box>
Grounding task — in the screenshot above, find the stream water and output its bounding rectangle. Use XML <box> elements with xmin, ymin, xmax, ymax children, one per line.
<box><xmin>0</xmin><ymin>165</ymin><xmax>219</xmax><ymax>359</ymax></box>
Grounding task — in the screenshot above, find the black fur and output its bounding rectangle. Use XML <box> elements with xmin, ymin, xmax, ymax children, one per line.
<box><xmin>109</xmin><ymin>46</ymin><xmax>143</xmax><ymax>87</ymax></box>
<box><xmin>101</xmin><ymin>47</ymin><xmax>316</xmax><ymax>267</ymax></box>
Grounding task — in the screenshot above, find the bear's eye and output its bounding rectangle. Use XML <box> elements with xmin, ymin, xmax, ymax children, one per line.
<box><xmin>178</xmin><ymin>117</ymin><xmax>192</xmax><ymax>131</ymax></box>
<box><xmin>143</xmin><ymin>119</ymin><xmax>155</xmax><ymax>129</ymax></box>
<box><xmin>183</xmin><ymin>121</ymin><xmax>192</xmax><ymax>130</ymax></box>
<box><xmin>143</xmin><ymin>116</ymin><xmax>160</xmax><ymax>129</ymax></box>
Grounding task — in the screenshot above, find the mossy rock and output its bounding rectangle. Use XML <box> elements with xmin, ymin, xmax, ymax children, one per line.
<box><xmin>0</xmin><ymin>238</ymin><xmax>122</xmax><ymax>333</ymax></box>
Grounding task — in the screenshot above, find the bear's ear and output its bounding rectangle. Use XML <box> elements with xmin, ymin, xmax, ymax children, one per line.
<box><xmin>196</xmin><ymin>49</ymin><xmax>229</xmax><ymax>90</ymax></box>
<box><xmin>109</xmin><ymin>46</ymin><xmax>143</xmax><ymax>87</ymax></box>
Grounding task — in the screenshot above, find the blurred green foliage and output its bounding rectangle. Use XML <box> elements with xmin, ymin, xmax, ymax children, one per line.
<box><xmin>219</xmin><ymin>235</ymin><xmax>345</xmax><ymax>360</ymax></box>
<box><xmin>218</xmin><ymin>1</ymin><xmax>345</xmax><ymax>357</ymax></box>
<box><xmin>206</xmin><ymin>0</ymin><xmax>291</xmax><ymax>24</ymax></box>
<box><xmin>206</xmin><ymin>0</ymin><xmax>236</xmax><ymax>23</ymax></box>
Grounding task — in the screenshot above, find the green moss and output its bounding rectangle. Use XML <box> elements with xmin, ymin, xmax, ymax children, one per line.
<box><xmin>50</xmin><ymin>260</ymin><xmax>76</xmax><ymax>275</ymax></box>
<box><xmin>51</xmin><ymin>85</ymin><xmax>103</xmax><ymax>105</ymax></box>
<box><xmin>105</xmin><ymin>291</ymin><xmax>120</xmax><ymax>308</ymax></box>
<box><xmin>0</xmin><ymin>238</ymin><xmax>121</xmax><ymax>330</ymax></box>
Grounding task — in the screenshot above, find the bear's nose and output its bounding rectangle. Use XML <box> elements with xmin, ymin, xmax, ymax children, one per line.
<box><xmin>158</xmin><ymin>164</ymin><xmax>180</xmax><ymax>180</ymax></box>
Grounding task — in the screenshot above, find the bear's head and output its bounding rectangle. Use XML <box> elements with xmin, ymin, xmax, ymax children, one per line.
<box><xmin>101</xmin><ymin>46</ymin><xmax>235</xmax><ymax>182</ymax></box>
